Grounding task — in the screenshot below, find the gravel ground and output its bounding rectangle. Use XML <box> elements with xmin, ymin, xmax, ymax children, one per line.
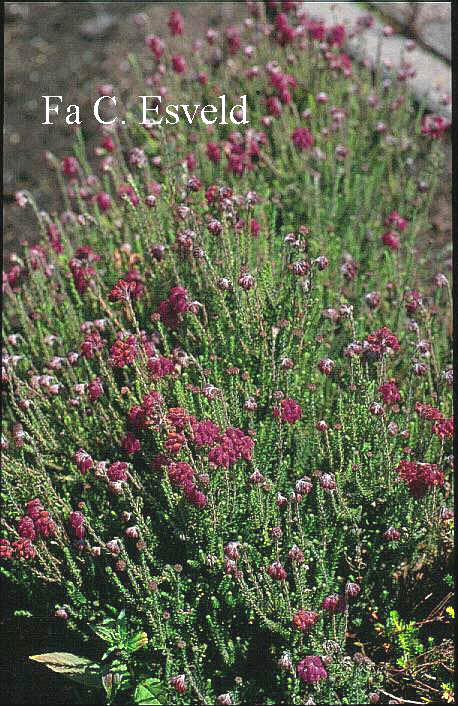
<box><xmin>3</xmin><ymin>2</ymin><xmax>244</xmax><ymax>262</ymax></box>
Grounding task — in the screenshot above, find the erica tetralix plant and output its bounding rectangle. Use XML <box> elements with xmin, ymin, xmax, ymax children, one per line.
<box><xmin>1</xmin><ymin>2</ymin><xmax>452</xmax><ymax>704</ymax></box>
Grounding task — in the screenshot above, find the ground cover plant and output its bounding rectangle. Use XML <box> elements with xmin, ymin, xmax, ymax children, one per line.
<box><xmin>1</xmin><ymin>2</ymin><xmax>453</xmax><ymax>704</ymax></box>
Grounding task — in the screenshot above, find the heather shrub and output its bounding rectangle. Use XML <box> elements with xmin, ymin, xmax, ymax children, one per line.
<box><xmin>1</xmin><ymin>3</ymin><xmax>453</xmax><ymax>705</ymax></box>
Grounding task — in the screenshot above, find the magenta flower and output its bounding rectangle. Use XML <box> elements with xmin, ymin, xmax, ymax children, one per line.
<box><xmin>107</xmin><ymin>461</ymin><xmax>129</xmax><ymax>483</ymax></box>
<box><xmin>267</xmin><ymin>560</ymin><xmax>287</xmax><ymax>581</ymax></box>
<box><xmin>296</xmin><ymin>656</ymin><xmax>328</xmax><ymax>684</ymax></box>
<box><xmin>378</xmin><ymin>381</ymin><xmax>400</xmax><ymax>405</ymax></box>
<box><xmin>322</xmin><ymin>593</ymin><xmax>346</xmax><ymax>613</ymax></box>
<box><xmin>274</xmin><ymin>398</ymin><xmax>302</xmax><ymax>425</ymax></box>
<box><xmin>168</xmin><ymin>9</ymin><xmax>184</xmax><ymax>35</ymax></box>
<box><xmin>291</xmin><ymin>127</ymin><xmax>314</xmax><ymax>151</ymax></box>
<box><xmin>292</xmin><ymin>609</ymin><xmax>319</xmax><ymax>632</ymax></box>
<box><xmin>74</xmin><ymin>448</ymin><xmax>93</xmax><ymax>474</ymax></box>
<box><xmin>88</xmin><ymin>377</ymin><xmax>104</xmax><ymax>403</ymax></box>
<box><xmin>171</xmin><ymin>55</ymin><xmax>186</xmax><ymax>74</ymax></box>
<box><xmin>68</xmin><ymin>511</ymin><xmax>86</xmax><ymax>539</ymax></box>
<box><xmin>96</xmin><ymin>192</ymin><xmax>112</xmax><ymax>212</ymax></box>
<box><xmin>146</xmin><ymin>35</ymin><xmax>164</xmax><ymax>60</ymax></box>
<box><xmin>382</xmin><ymin>230</ymin><xmax>400</xmax><ymax>251</ymax></box>
<box><xmin>397</xmin><ymin>460</ymin><xmax>444</xmax><ymax>498</ymax></box>
<box><xmin>121</xmin><ymin>433</ymin><xmax>141</xmax><ymax>455</ymax></box>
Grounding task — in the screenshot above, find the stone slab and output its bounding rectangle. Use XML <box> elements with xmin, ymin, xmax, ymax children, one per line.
<box><xmin>301</xmin><ymin>2</ymin><xmax>451</xmax><ymax>119</ymax></box>
<box><xmin>369</xmin><ymin>2</ymin><xmax>451</xmax><ymax>62</ymax></box>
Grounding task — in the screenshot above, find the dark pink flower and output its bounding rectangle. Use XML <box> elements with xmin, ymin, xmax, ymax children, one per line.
<box><xmin>384</xmin><ymin>527</ymin><xmax>401</xmax><ymax>541</ymax></box>
<box><xmin>404</xmin><ymin>289</ymin><xmax>422</xmax><ymax>314</ymax></box>
<box><xmin>12</xmin><ymin>538</ymin><xmax>36</xmax><ymax>559</ymax></box>
<box><xmin>296</xmin><ymin>656</ymin><xmax>328</xmax><ymax>684</ymax></box>
<box><xmin>206</xmin><ymin>142</ymin><xmax>221</xmax><ymax>163</ymax></box>
<box><xmin>62</xmin><ymin>156</ymin><xmax>79</xmax><ymax>177</ymax></box>
<box><xmin>328</xmin><ymin>24</ymin><xmax>346</xmax><ymax>47</ymax></box>
<box><xmin>292</xmin><ymin>609</ymin><xmax>319</xmax><ymax>632</ymax></box>
<box><xmin>107</xmin><ymin>461</ymin><xmax>129</xmax><ymax>482</ymax></box>
<box><xmin>110</xmin><ymin>336</ymin><xmax>137</xmax><ymax>368</ymax></box>
<box><xmin>225</xmin><ymin>26</ymin><xmax>241</xmax><ymax>54</ymax></box>
<box><xmin>318</xmin><ymin>358</ymin><xmax>334</xmax><ymax>375</ymax></box>
<box><xmin>274</xmin><ymin>398</ymin><xmax>302</xmax><ymax>425</ymax></box>
<box><xmin>88</xmin><ymin>377</ymin><xmax>104</xmax><ymax>402</ymax></box>
<box><xmin>68</xmin><ymin>511</ymin><xmax>86</xmax><ymax>539</ymax></box>
<box><xmin>74</xmin><ymin>448</ymin><xmax>93</xmax><ymax>474</ymax></box>
<box><xmin>385</xmin><ymin>210</ymin><xmax>408</xmax><ymax>232</ymax></box>
<box><xmin>378</xmin><ymin>380</ymin><xmax>400</xmax><ymax>405</ymax></box>
<box><xmin>268</xmin><ymin>560</ymin><xmax>287</xmax><ymax>581</ymax></box>
<box><xmin>421</xmin><ymin>114</ymin><xmax>450</xmax><ymax>138</ymax></box>
<box><xmin>171</xmin><ymin>55</ymin><xmax>186</xmax><ymax>74</ymax></box>
<box><xmin>18</xmin><ymin>516</ymin><xmax>36</xmax><ymax>540</ymax></box>
<box><xmin>146</xmin><ymin>35</ymin><xmax>165</xmax><ymax>60</ymax></box>
<box><xmin>322</xmin><ymin>593</ymin><xmax>346</xmax><ymax>613</ymax></box>
<box><xmin>382</xmin><ymin>230</ymin><xmax>400</xmax><ymax>251</ymax></box>
<box><xmin>121</xmin><ymin>432</ymin><xmax>141</xmax><ymax>455</ymax></box>
<box><xmin>291</xmin><ymin>127</ymin><xmax>314</xmax><ymax>150</ymax></box>
<box><xmin>96</xmin><ymin>192</ymin><xmax>112</xmax><ymax>211</ymax></box>
<box><xmin>397</xmin><ymin>460</ymin><xmax>444</xmax><ymax>498</ymax></box>
<box><xmin>168</xmin><ymin>9</ymin><xmax>184</xmax><ymax>35</ymax></box>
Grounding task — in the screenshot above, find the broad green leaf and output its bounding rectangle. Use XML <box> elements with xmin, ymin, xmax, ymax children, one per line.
<box><xmin>29</xmin><ymin>652</ymin><xmax>103</xmax><ymax>688</ymax></box>
<box><xmin>134</xmin><ymin>678</ymin><xmax>165</xmax><ymax>705</ymax></box>
<box><xmin>127</xmin><ymin>631</ymin><xmax>148</xmax><ymax>653</ymax></box>
<box><xmin>91</xmin><ymin>624</ymin><xmax>117</xmax><ymax>642</ymax></box>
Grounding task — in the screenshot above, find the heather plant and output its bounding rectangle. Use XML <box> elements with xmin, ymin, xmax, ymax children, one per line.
<box><xmin>1</xmin><ymin>3</ymin><xmax>453</xmax><ymax>705</ymax></box>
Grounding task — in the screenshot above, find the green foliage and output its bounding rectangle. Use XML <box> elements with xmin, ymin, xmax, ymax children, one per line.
<box><xmin>1</xmin><ymin>3</ymin><xmax>453</xmax><ymax>705</ymax></box>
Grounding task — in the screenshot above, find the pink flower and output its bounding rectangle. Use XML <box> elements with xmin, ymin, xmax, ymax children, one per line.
<box><xmin>81</xmin><ymin>331</ymin><xmax>104</xmax><ymax>360</ymax></box>
<box><xmin>364</xmin><ymin>327</ymin><xmax>400</xmax><ymax>356</ymax></box>
<box><xmin>274</xmin><ymin>398</ymin><xmax>302</xmax><ymax>425</ymax></box>
<box><xmin>35</xmin><ymin>511</ymin><xmax>57</xmax><ymax>538</ymax></box>
<box><xmin>110</xmin><ymin>336</ymin><xmax>137</xmax><ymax>368</ymax></box>
<box><xmin>328</xmin><ymin>24</ymin><xmax>346</xmax><ymax>47</ymax></box>
<box><xmin>118</xmin><ymin>183</ymin><xmax>139</xmax><ymax>206</ymax></box>
<box><xmin>421</xmin><ymin>114</ymin><xmax>450</xmax><ymax>139</ymax></box>
<box><xmin>296</xmin><ymin>656</ymin><xmax>328</xmax><ymax>684</ymax></box>
<box><xmin>291</xmin><ymin>127</ymin><xmax>314</xmax><ymax>150</ymax></box>
<box><xmin>147</xmin><ymin>355</ymin><xmax>175</xmax><ymax>379</ymax></box>
<box><xmin>170</xmin><ymin>674</ymin><xmax>187</xmax><ymax>693</ymax></box>
<box><xmin>121</xmin><ymin>432</ymin><xmax>141</xmax><ymax>455</ymax></box>
<box><xmin>74</xmin><ymin>448</ymin><xmax>93</xmax><ymax>474</ymax></box>
<box><xmin>238</xmin><ymin>272</ymin><xmax>254</xmax><ymax>290</ymax></box>
<box><xmin>171</xmin><ymin>55</ymin><xmax>186</xmax><ymax>74</ymax></box>
<box><xmin>225</xmin><ymin>26</ymin><xmax>241</xmax><ymax>54</ymax></box>
<box><xmin>62</xmin><ymin>156</ymin><xmax>79</xmax><ymax>177</ymax></box>
<box><xmin>433</xmin><ymin>417</ymin><xmax>453</xmax><ymax>439</ymax></box>
<box><xmin>404</xmin><ymin>289</ymin><xmax>422</xmax><ymax>314</ymax></box>
<box><xmin>146</xmin><ymin>35</ymin><xmax>164</xmax><ymax>60</ymax></box>
<box><xmin>292</xmin><ymin>609</ymin><xmax>319</xmax><ymax>632</ymax></box>
<box><xmin>88</xmin><ymin>377</ymin><xmax>104</xmax><ymax>402</ymax></box>
<box><xmin>322</xmin><ymin>593</ymin><xmax>346</xmax><ymax>613</ymax></box>
<box><xmin>397</xmin><ymin>460</ymin><xmax>444</xmax><ymax>498</ymax></box>
<box><xmin>378</xmin><ymin>380</ymin><xmax>400</xmax><ymax>405</ymax></box>
<box><xmin>266</xmin><ymin>96</ymin><xmax>282</xmax><ymax>117</ymax></box>
<box><xmin>168</xmin><ymin>9</ymin><xmax>184</xmax><ymax>35</ymax></box>
<box><xmin>382</xmin><ymin>230</ymin><xmax>400</xmax><ymax>251</ymax></box>
<box><xmin>68</xmin><ymin>511</ymin><xmax>86</xmax><ymax>539</ymax></box>
<box><xmin>18</xmin><ymin>516</ymin><xmax>36</xmax><ymax>540</ymax></box>
<box><xmin>107</xmin><ymin>461</ymin><xmax>129</xmax><ymax>482</ymax></box>
<box><xmin>385</xmin><ymin>210</ymin><xmax>408</xmax><ymax>232</ymax></box>
<box><xmin>384</xmin><ymin>527</ymin><xmax>401</xmax><ymax>541</ymax></box>
<box><xmin>318</xmin><ymin>358</ymin><xmax>334</xmax><ymax>375</ymax></box>
<box><xmin>267</xmin><ymin>560</ymin><xmax>287</xmax><ymax>581</ymax></box>
<box><xmin>12</xmin><ymin>538</ymin><xmax>36</xmax><ymax>559</ymax></box>
<box><xmin>345</xmin><ymin>581</ymin><xmax>360</xmax><ymax>598</ymax></box>
<box><xmin>207</xmin><ymin>142</ymin><xmax>221</xmax><ymax>163</ymax></box>
<box><xmin>96</xmin><ymin>192</ymin><xmax>112</xmax><ymax>211</ymax></box>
